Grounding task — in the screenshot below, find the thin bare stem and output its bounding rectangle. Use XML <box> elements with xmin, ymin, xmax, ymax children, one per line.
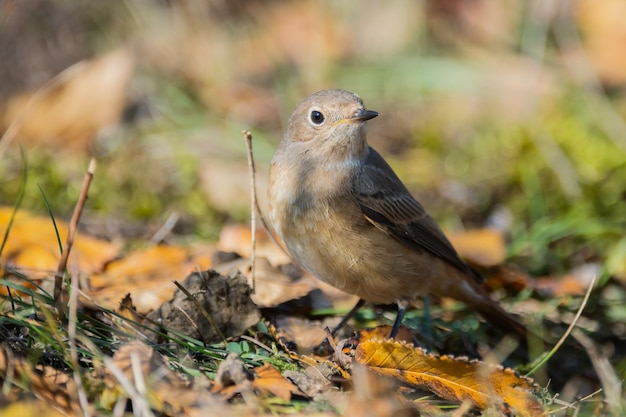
<box><xmin>243</xmin><ymin>130</ymin><xmax>257</xmax><ymax>293</ymax></box>
<box><xmin>54</xmin><ymin>158</ymin><xmax>97</xmax><ymax>315</ymax></box>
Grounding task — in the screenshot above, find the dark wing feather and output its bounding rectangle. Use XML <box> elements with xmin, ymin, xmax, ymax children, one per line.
<box><xmin>354</xmin><ymin>147</ymin><xmax>480</xmax><ymax>281</ymax></box>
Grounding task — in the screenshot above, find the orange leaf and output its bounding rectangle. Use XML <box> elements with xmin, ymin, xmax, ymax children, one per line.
<box><xmin>355</xmin><ymin>339</ymin><xmax>545</xmax><ymax>416</ymax></box>
<box><xmin>252</xmin><ymin>363</ymin><xmax>305</xmax><ymax>400</ymax></box>
<box><xmin>89</xmin><ymin>245</ymin><xmax>194</xmax><ymax>311</ymax></box>
<box><xmin>213</xmin><ymin>355</ymin><xmax>305</xmax><ymax>401</ymax></box>
<box><xmin>0</xmin><ymin>207</ymin><xmax>119</xmax><ymax>282</ymax></box>
<box><xmin>356</xmin><ymin>326</ymin><xmax>414</xmax><ymax>345</ymax></box>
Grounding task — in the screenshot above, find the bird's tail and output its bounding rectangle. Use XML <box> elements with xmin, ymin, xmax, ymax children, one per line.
<box><xmin>471</xmin><ymin>294</ymin><xmax>528</xmax><ymax>340</ymax></box>
<box><xmin>447</xmin><ymin>267</ymin><xmax>529</xmax><ymax>340</ymax></box>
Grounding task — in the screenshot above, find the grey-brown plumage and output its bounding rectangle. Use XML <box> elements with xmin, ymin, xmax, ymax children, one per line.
<box><xmin>268</xmin><ymin>89</ymin><xmax>526</xmax><ymax>338</ymax></box>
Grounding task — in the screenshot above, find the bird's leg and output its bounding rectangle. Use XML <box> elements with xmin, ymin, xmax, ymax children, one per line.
<box><xmin>389</xmin><ymin>299</ymin><xmax>410</xmax><ymax>339</ymax></box>
<box><xmin>330</xmin><ymin>298</ymin><xmax>366</xmax><ymax>336</ymax></box>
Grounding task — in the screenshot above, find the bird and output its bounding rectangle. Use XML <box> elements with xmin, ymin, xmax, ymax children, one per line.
<box><xmin>267</xmin><ymin>89</ymin><xmax>527</xmax><ymax>339</ymax></box>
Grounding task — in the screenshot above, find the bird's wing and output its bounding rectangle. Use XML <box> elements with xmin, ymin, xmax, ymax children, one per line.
<box><xmin>354</xmin><ymin>147</ymin><xmax>480</xmax><ymax>280</ymax></box>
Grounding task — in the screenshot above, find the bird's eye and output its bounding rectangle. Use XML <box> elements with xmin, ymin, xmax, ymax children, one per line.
<box><xmin>310</xmin><ymin>110</ymin><xmax>325</xmax><ymax>125</ymax></box>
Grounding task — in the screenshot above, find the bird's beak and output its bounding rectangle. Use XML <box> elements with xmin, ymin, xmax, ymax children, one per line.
<box><xmin>333</xmin><ymin>109</ymin><xmax>379</xmax><ymax>127</ymax></box>
<box><xmin>349</xmin><ymin>109</ymin><xmax>379</xmax><ymax>122</ymax></box>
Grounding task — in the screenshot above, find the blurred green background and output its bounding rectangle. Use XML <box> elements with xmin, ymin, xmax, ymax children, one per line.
<box><xmin>1</xmin><ymin>0</ymin><xmax>625</xmax><ymax>281</ymax></box>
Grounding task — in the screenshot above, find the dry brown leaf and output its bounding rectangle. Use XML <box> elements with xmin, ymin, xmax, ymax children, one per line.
<box><xmin>218</xmin><ymin>225</ymin><xmax>291</xmax><ymax>266</ymax></box>
<box><xmin>102</xmin><ymin>340</ymin><xmax>218</xmax><ymax>414</ymax></box>
<box><xmin>213</xmin><ymin>355</ymin><xmax>304</xmax><ymax>401</ymax></box>
<box><xmin>215</xmin><ymin>257</ymin><xmax>316</xmax><ymax>308</ymax></box>
<box><xmin>487</xmin><ymin>266</ymin><xmax>531</xmax><ymax>293</ymax></box>
<box><xmin>146</xmin><ymin>270</ymin><xmax>260</xmax><ymax>344</ymax></box>
<box><xmin>274</xmin><ymin>316</ymin><xmax>331</xmax><ymax>353</ymax></box>
<box><xmin>355</xmin><ymin>339</ymin><xmax>545</xmax><ymax>416</ymax></box>
<box><xmin>0</xmin><ymin>48</ymin><xmax>134</xmax><ymax>152</ymax></box>
<box><xmin>0</xmin><ymin>345</ymin><xmax>76</xmax><ymax>413</ymax></box>
<box><xmin>447</xmin><ymin>228</ymin><xmax>506</xmax><ymax>267</ymax></box>
<box><xmin>252</xmin><ymin>363</ymin><xmax>306</xmax><ymax>400</ymax></box>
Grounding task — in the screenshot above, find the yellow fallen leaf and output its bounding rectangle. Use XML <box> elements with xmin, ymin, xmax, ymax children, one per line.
<box><xmin>0</xmin><ymin>401</ymin><xmax>72</xmax><ymax>417</ymax></box>
<box><xmin>0</xmin><ymin>207</ymin><xmax>120</xmax><ymax>286</ymax></box>
<box><xmin>355</xmin><ymin>339</ymin><xmax>545</xmax><ymax>417</ymax></box>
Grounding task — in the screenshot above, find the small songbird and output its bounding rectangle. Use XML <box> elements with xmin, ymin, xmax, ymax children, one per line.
<box><xmin>268</xmin><ymin>89</ymin><xmax>526</xmax><ymax>339</ymax></box>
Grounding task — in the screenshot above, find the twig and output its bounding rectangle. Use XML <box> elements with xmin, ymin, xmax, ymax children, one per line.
<box><xmin>240</xmin><ymin>334</ymin><xmax>273</xmax><ymax>354</ymax></box>
<box><xmin>150</xmin><ymin>211</ymin><xmax>180</xmax><ymax>244</ymax></box>
<box><xmin>174</xmin><ymin>305</ymin><xmax>204</xmax><ymax>342</ymax></box>
<box><xmin>551</xmin><ymin>388</ymin><xmax>602</xmax><ymax>413</ymax></box>
<box><xmin>53</xmin><ymin>158</ymin><xmax>97</xmax><ymax>314</ymax></box>
<box><xmin>243</xmin><ymin>130</ymin><xmax>257</xmax><ymax>293</ymax></box>
<box><xmin>525</xmin><ymin>273</ymin><xmax>597</xmax><ymax>376</ymax></box>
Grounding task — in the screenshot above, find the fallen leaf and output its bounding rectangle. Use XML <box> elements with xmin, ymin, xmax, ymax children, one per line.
<box><xmin>1</xmin><ymin>48</ymin><xmax>135</xmax><ymax>152</ymax></box>
<box><xmin>532</xmin><ymin>275</ymin><xmax>586</xmax><ymax>297</ymax></box>
<box><xmin>215</xmin><ymin>257</ymin><xmax>317</xmax><ymax>308</ymax></box>
<box><xmin>94</xmin><ymin>245</ymin><xmax>188</xmax><ymax>286</ymax></box>
<box><xmin>217</xmin><ymin>225</ymin><xmax>291</xmax><ymax>266</ymax></box>
<box><xmin>0</xmin><ymin>401</ymin><xmax>72</xmax><ymax>417</ymax></box>
<box><xmin>213</xmin><ymin>354</ymin><xmax>304</xmax><ymax>401</ymax></box>
<box><xmin>487</xmin><ymin>265</ymin><xmax>531</xmax><ymax>293</ymax></box>
<box><xmin>253</xmin><ymin>363</ymin><xmax>306</xmax><ymax>400</ymax></box>
<box><xmin>448</xmin><ymin>228</ymin><xmax>506</xmax><ymax>267</ymax></box>
<box><xmin>0</xmin><ymin>207</ymin><xmax>119</xmax><ymax>287</ymax></box>
<box><xmin>102</xmin><ymin>340</ymin><xmax>220</xmax><ymax>414</ymax></box>
<box><xmin>0</xmin><ymin>345</ymin><xmax>76</xmax><ymax>413</ymax></box>
<box><xmin>146</xmin><ymin>270</ymin><xmax>260</xmax><ymax>344</ymax></box>
<box><xmin>347</xmin><ymin>364</ymin><xmax>425</xmax><ymax>417</ymax></box>
<box><xmin>355</xmin><ymin>339</ymin><xmax>545</xmax><ymax>416</ymax></box>
<box><xmin>89</xmin><ymin>244</ymin><xmax>197</xmax><ymax>311</ymax></box>
<box><xmin>356</xmin><ymin>326</ymin><xmax>414</xmax><ymax>345</ymax></box>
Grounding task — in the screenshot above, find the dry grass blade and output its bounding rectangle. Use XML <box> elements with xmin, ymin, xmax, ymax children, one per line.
<box><xmin>525</xmin><ymin>273</ymin><xmax>598</xmax><ymax>376</ymax></box>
